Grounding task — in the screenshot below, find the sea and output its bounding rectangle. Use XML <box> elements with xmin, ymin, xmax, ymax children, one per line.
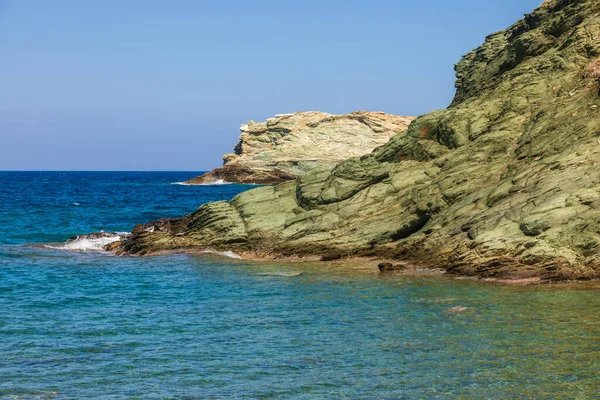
<box><xmin>0</xmin><ymin>171</ymin><xmax>598</xmax><ymax>399</ymax></box>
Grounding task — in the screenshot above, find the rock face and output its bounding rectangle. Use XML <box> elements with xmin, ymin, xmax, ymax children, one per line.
<box><xmin>118</xmin><ymin>0</ymin><xmax>600</xmax><ymax>282</ymax></box>
<box><xmin>186</xmin><ymin>111</ymin><xmax>414</xmax><ymax>185</ymax></box>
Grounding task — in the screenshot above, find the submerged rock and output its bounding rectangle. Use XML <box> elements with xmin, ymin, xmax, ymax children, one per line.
<box><xmin>443</xmin><ymin>306</ymin><xmax>476</xmax><ymax>315</ymax></box>
<box><xmin>117</xmin><ymin>0</ymin><xmax>600</xmax><ymax>281</ymax></box>
<box><xmin>186</xmin><ymin>111</ymin><xmax>414</xmax><ymax>185</ymax></box>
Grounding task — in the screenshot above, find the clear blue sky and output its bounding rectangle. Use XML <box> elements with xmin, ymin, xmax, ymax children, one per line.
<box><xmin>0</xmin><ymin>0</ymin><xmax>542</xmax><ymax>171</ymax></box>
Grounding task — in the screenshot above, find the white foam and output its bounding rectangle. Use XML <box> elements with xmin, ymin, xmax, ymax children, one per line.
<box><xmin>171</xmin><ymin>179</ymin><xmax>232</xmax><ymax>186</ymax></box>
<box><xmin>45</xmin><ymin>232</ymin><xmax>130</xmax><ymax>253</ymax></box>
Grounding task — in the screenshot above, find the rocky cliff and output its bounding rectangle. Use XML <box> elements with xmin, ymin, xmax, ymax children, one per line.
<box><xmin>117</xmin><ymin>0</ymin><xmax>600</xmax><ymax>282</ymax></box>
<box><xmin>186</xmin><ymin>111</ymin><xmax>414</xmax><ymax>185</ymax></box>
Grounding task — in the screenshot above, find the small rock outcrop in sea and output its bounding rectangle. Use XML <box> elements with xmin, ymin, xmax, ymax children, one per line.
<box><xmin>186</xmin><ymin>111</ymin><xmax>414</xmax><ymax>185</ymax></box>
<box><xmin>116</xmin><ymin>0</ymin><xmax>600</xmax><ymax>282</ymax></box>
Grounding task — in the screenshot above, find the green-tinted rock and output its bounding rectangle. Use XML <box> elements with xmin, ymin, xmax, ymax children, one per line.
<box><xmin>117</xmin><ymin>0</ymin><xmax>600</xmax><ymax>281</ymax></box>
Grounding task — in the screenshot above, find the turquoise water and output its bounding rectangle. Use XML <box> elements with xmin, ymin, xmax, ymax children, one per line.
<box><xmin>0</xmin><ymin>172</ymin><xmax>598</xmax><ymax>399</ymax></box>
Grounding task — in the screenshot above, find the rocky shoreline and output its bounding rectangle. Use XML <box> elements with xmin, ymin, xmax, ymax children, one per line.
<box><xmin>106</xmin><ymin>0</ymin><xmax>600</xmax><ymax>284</ymax></box>
<box><xmin>106</xmin><ymin>237</ymin><xmax>599</xmax><ymax>286</ymax></box>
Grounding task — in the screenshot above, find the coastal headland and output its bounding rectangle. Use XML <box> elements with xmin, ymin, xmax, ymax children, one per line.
<box><xmin>185</xmin><ymin>111</ymin><xmax>414</xmax><ymax>185</ymax></box>
<box><xmin>110</xmin><ymin>0</ymin><xmax>600</xmax><ymax>284</ymax></box>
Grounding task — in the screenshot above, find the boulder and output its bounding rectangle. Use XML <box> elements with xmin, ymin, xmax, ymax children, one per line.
<box><xmin>378</xmin><ymin>263</ymin><xmax>407</xmax><ymax>273</ymax></box>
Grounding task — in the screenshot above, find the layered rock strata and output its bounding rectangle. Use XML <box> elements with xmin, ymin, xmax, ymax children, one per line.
<box><xmin>117</xmin><ymin>0</ymin><xmax>600</xmax><ymax>282</ymax></box>
<box><xmin>186</xmin><ymin>111</ymin><xmax>414</xmax><ymax>185</ymax></box>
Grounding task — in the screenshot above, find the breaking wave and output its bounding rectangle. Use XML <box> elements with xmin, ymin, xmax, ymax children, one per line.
<box><xmin>44</xmin><ymin>232</ymin><xmax>130</xmax><ymax>252</ymax></box>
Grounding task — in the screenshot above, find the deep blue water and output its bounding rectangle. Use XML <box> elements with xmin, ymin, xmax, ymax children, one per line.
<box><xmin>0</xmin><ymin>172</ymin><xmax>598</xmax><ymax>399</ymax></box>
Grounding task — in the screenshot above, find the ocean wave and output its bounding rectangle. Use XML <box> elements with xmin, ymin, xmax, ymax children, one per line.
<box><xmin>171</xmin><ymin>179</ymin><xmax>231</xmax><ymax>186</ymax></box>
<box><xmin>44</xmin><ymin>232</ymin><xmax>130</xmax><ymax>252</ymax></box>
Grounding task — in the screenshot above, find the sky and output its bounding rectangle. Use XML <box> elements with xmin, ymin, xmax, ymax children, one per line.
<box><xmin>0</xmin><ymin>0</ymin><xmax>543</xmax><ymax>171</ymax></box>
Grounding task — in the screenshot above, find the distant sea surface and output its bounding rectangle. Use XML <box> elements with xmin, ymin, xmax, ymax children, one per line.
<box><xmin>0</xmin><ymin>171</ymin><xmax>598</xmax><ymax>399</ymax></box>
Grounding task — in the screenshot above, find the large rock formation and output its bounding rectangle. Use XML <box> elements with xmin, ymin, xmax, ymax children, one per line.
<box><xmin>117</xmin><ymin>0</ymin><xmax>600</xmax><ymax>282</ymax></box>
<box><xmin>186</xmin><ymin>111</ymin><xmax>414</xmax><ymax>184</ymax></box>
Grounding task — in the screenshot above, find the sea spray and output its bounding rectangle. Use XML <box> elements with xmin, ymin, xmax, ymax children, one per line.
<box><xmin>45</xmin><ymin>232</ymin><xmax>130</xmax><ymax>252</ymax></box>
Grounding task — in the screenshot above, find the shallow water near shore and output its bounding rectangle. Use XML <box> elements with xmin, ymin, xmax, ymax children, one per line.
<box><xmin>0</xmin><ymin>172</ymin><xmax>598</xmax><ymax>398</ymax></box>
